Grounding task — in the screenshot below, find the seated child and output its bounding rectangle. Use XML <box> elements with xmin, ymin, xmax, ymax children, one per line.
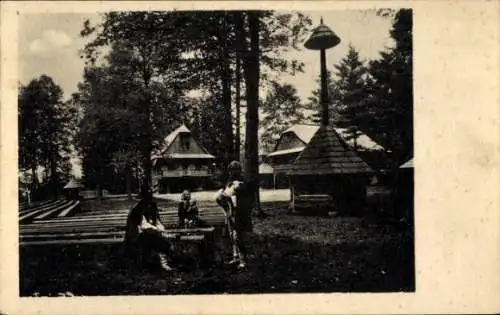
<box><xmin>178</xmin><ymin>190</ymin><xmax>199</xmax><ymax>228</ymax></box>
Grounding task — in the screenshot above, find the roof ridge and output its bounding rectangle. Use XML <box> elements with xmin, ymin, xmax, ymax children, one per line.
<box><xmin>160</xmin><ymin>124</ymin><xmax>191</xmax><ymax>154</ymax></box>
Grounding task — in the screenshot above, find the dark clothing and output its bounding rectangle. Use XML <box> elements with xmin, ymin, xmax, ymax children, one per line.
<box><xmin>124</xmin><ymin>200</ymin><xmax>161</xmax><ymax>243</ymax></box>
<box><xmin>123</xmin><ymin>199</ymin><xmax>172</xmax><ymax>270</ymax></box>
<box><xmin>138</xmin><ymin>228</ymin><xmax>172</xmax><ymax>254</ymax></box>
<box><xmin>178</xmin><ymin>200</ymin><xmax>199</xmax><ymax>228</ymax></box>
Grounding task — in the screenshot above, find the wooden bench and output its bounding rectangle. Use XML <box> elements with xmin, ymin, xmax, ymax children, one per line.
<box><xmin>19</xmin><ymin>234</ymin><xmax>207</xmax><ymax>246</ymax></box>
<box><xmin>20</xmin><ymin>227</ymin><xmax>216</xmax><ymax>241</ymax></box>
<box><xmin>292</xmin><ymin>194</ymin><xmax>334</xmax><ymax>212</ymax></box>
<box><xmin>19</xmin><ymin>199</ymin><xmax>228</xmax><ymax>266</ymax></box>
<box><xmin>19</xmin><ymin>199</ymin><xmax>54</xmax><ymax>213</ymax></box>
<box><xmin>21</xmin><ymin>212</ymin><xmax>225</xmax><ymax>234</ymax></box>
<box><xmin>33</xmin><ymin>200</ymin><xmax>80</xmax><ymax>220</ymax></box>
<box><xmin>19</xmin><ymin>200</ymin><xmax>60</xmax><ymax>216</ymax></box>
<box><xmin>20</xmin><ymin>227</ymin><xmax>215</xmax><ymax>245</ymax></box>
<box><xmin>19</xmin><ymin>200</ymin><xmax>70</xmax><ymax>222</ymax></box>
<box><xmin>57</xmin><ymin>201</ymin><xmax>81</xmax><ymax>218</ymax></box>
<box><xmin>20</xmin><ymin>227</ymin><xmax>218</xmax><ymax>266</ymax></box>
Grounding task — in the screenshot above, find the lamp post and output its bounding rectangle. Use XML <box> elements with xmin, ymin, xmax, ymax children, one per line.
<box><xmin>304</xmin><ymin>17</ymin><xmax>341</xmax><ymax>126</ymax></box>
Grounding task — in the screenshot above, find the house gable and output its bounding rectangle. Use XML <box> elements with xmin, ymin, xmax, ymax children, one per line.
<box><xmin>156</xmin><ymin>124</ymin><xmax>214</xmax><ymax>158</ymax></box>
<box><xmin>164</xmin><ymin>132</ymin><xmax>210</xmax><ymax>156</ymax></box>
<box><xmin>275</xmin><ymin>132</ymin><xmax>306</xmax><ymax>151</ymax></box>
<box><xmin>271</xmin><ymin>124</ymin><xmax>320</xmax><ymax>153</ymax></box>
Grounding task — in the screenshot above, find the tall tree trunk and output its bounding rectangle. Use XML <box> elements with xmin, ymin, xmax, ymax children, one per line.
<box><xmin>143</xmin><ymin>155</ymin><xmax>152</xmax><ymax>196</ymax></box>
<box><xmin>142</xmin><ymin>71</ymin><xmax>153</xmax><ymax>200</ymax></box>
<box><xmin>43</xmin><ymin>162</ymin><xmax>49</xmax><ymax>184</ymax></box>
<box><xmin>234</xmin><ymin>13</ymin><xmax>243</xmax><ymax>163</ymax></box>
<box><xmin>31</xmin><ymin>165</ymin><xmax>38</xmax><ymax>200</ymax></box>
<box><xmin>221</xmin><ymin>13</ymin><xmax>234</xmax><ymax>170</ymax></box>
<box><xmin>222</xmin><ymin>60</ymin><xmax>233</xmax><ymax>166</ymax></box>
<box><xmin>50</xmin><ymin>149</ymin><xmax>58</xmax><ymax>198</ymax></box>
<box><xmin>136</xmin><ymin>160</ymin><xmax>141</xmax><ymax>194</ymax></box>
<box><xmin>126</xmin><ymin>163</ymin><xmax>132</xmax><ymax>200</ymax></box>
<box><xmin>235</xmin><ymin>56</ymin><xmax>241</xmax><ymax>162</ymax></box>
<box><xmin>242</xmin><ymin>12</ymin><xmax>263</xmax><ymax>216</ymax></box>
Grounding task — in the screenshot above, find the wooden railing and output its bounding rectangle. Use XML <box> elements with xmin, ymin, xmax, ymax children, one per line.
<box><xmin>160</xmin><ymin>169</ymin><xmax>212</xmax><ymax>177</ymax></box>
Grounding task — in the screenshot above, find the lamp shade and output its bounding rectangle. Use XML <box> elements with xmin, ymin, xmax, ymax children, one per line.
<box><xmin>304</xmin><ymin>23</ymin><xmax>341</xmax><ymax>50</ymax></box>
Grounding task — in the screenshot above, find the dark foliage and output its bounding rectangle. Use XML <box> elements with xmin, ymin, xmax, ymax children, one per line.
<box><xmin>18</xmin><ymin>75</ymin><xmax>76</xmax><ymax>199</ymax></box>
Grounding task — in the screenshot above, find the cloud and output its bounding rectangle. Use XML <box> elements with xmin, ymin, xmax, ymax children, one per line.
<box><xmin>29</xmin><ymin>29</ymin><xmax>73</xmax><ymax>54</ymax></box>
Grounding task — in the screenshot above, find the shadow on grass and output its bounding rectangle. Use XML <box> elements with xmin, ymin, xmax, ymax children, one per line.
<box><xmin>20</xmin><ymin>230</ymin><xmax>414</xmax><ymax>296</ymax></box>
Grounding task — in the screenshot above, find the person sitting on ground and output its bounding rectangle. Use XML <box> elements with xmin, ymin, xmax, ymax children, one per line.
<box><xmin>214</xmin><ymin>161</ymin><xmax>253</xmax><ymax>270</ymax></box>
<box><xmin>178</xmin><ymin>190</ymin><xmax>200</xmax><ymax>228</ymax></box>
<box><xmin>123</xmin><ymin>188</ymin><xmax>174</xmax><ymax>272</ymax></box>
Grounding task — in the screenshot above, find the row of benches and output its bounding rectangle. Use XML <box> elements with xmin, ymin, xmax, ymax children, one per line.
<box><xmin>19</xmin><ymin>199</ymin><xmax>57</xmax><ymax>213</ymax></box>
<box><xmin>19</xmin><ymin>204</ymin><xmax>227</xmax><ymax>251</ymax></box>
<box><xmin>19</xmin><ymin>200</ymin><xmax>81</xmax><ymax>223</ymax></box>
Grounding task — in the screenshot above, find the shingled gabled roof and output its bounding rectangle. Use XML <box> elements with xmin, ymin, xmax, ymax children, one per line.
<box><xmin>268</xmin><ymin>124</ymin><xmax>384</xmax><ymax>159</ymax></box>
<box><xmin>282</xmin><ymin>124</ymin><xmax>320</xmax><ymax>145</ymax></box>
<box><xmin>152</xmin><ymin>124</ymin><xmax>215</xmax><ymax>160</ymax></box>
<box><xmin>160</xmin><ymin>124</ymin><xmax>191</xmax><ymax>154</ymax></box>
<box><xmin>63</xmin><ymin>178</ymin><xmax>84</xmax><ymax>189</ymax></box>
<box><xmin>290</xmin><ymin>125</ymin><xmax>374</xmax><ymax>175</ymax></box>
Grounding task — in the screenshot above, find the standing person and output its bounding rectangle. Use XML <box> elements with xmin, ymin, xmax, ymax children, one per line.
<box><xmin>215</xmin><ymin>161</ymin><xmax>253</xmax><ymax>270</ymax></box>
<box><xmin>124</xmin><ymin>189</ymin><xmax>174</xmax><ymax>272</ymax></box>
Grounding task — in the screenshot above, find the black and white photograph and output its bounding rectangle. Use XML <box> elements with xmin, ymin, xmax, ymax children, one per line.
<box><xmin>3</xmin><ymin>1</ymin><xmax>500</xmax><ymax>314</ymax></box>
<box><xmin>15</xmin><ymin>8</ymin><xmax>415</xmax><ymax>297</ymax></box>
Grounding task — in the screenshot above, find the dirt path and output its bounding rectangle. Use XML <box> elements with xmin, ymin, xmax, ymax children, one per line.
<box><xmin>155</xmin><ymin>188</ymin><xmax>290</xmax><ymax>202</ymax></box>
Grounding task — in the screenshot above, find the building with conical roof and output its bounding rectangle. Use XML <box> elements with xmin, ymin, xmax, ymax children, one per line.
<box><xmin>289</xmin><ymin>124</ymin><xmax>376</xmax><ymax>214</ymax></box>
<box><xmin>265</xmin><ymin>123</ymin><xmax>385</xmax><ymax>189</ymax></box>
<box><xmin>152</xmin><ymin>124</ymin><xmax>216</xmax><ymax>193</ymax></box>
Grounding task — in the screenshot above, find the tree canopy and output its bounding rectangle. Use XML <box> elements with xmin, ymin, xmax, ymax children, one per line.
<box><xmin>260</xmin><ymin>81</ymin><xmax>308</xmax><ymax>153</ymax></box>
<box><xmin>77</xmin><ymin>10</ymin><xmax>312</xmax><ymax>199</ymax></box>
<box><xmin>305</xmin><ymin>9</ymin><xmax>413</xmax><ymax>165</ymax></box>
<box><xmin>18</xmin><ymin>75</ymin><xmax>76</xmax><ymax>198</ymax></box>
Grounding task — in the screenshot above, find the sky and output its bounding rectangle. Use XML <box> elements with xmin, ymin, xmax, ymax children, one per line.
<box><xmin>18</xmin><ymin>10</ymin><xmax>395</xmax><ymax>178</ymax></box>
<box><xmin>19</xmin><ymin>10</ymin><xmax>394</xmax><ymax>102</ymax></box>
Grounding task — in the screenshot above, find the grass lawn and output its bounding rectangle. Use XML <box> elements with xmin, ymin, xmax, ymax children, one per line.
<box><xmin>20</xmin><ymin>199</ymin><xmax>414</xmax><ymax>296</ymax></box>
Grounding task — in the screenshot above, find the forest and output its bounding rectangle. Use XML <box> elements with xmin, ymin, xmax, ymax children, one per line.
<box><xmin>18</xmin><ymin>9</ymin><xmax>412</xmax><ymax>202</ymax></box>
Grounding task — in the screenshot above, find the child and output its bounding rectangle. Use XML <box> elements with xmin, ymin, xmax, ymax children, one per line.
<box><xmin>178</xmin><ymin>190</ymin><xmax>200</xmax><ymax>228</ymax></box>
<box><xmin>215</xmin><ymin>161</ymin><xmax>253</xmax><ymax>270</ymax></box>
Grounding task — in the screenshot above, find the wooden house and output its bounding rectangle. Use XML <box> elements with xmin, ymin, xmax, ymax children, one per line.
<box><xmin>152</xmin><ymin>124</ymin><xmax>216</xmax><ymax>193</ymax></box>
<box><xmin>266</xmin><ymin>124</ymin><xmax>385</xmax><ymax>190</ymax></box>
<box><xmin>258</xmin><ymin>162</ymin><xmax>275</xmax><ymax>189</ymax></box>
<box><xmin>289</xmin><ymin>125</ymin><xmax>376</xmax><ymax>215</ymax></box>
<box><xmin>265</xmin><ymin>125</ymin><xmax>320</xmax><ymax>188</ymax></box>
<box><xmin>63</xmin><ymin>178</ymin><xmax>84</xmax><ymax>200</ymax></box>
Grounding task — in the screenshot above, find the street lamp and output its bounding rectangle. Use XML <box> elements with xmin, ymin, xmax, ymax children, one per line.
<box><xmin>304</xmin><ymin>17</ymin><xmax>341</xmax><ymax>126</ymax></box>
